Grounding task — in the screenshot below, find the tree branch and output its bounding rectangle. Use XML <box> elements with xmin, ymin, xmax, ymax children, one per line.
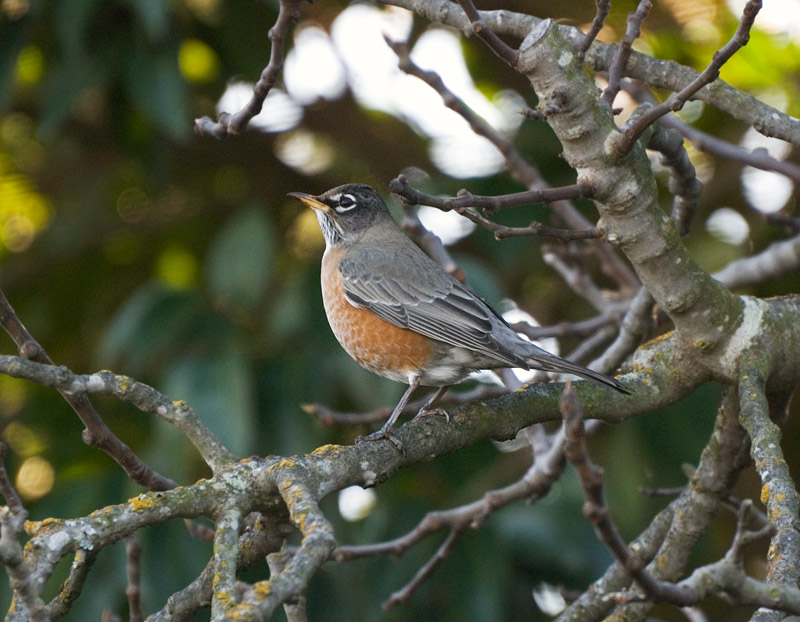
<box><xmin>0</xmin><ymin>290</ymin><xmax>177</xmax><ymax>491</ymax></box>
<box><xmin>455</xmin><ymin>0</ymin><xmax>518</xmax><ymax>66</ymax></box>
<box><xmin>602</xmin><ymin>1</ymin><xmax>652</xmax><ymax>110</ymax></box>
<box><xmin>578</xmin><ymin>0</ymin><xmax>610</xmax><ymax>60</ymax></box>
<box><xmin>194</xmin><ymin>0</ymin><xmax>303</xmax><ymax>137</ymax></box>
<box><xmin>614</xmin><ymin>0</ymin><xmax>763</xmax><ymax>156</ymax></box>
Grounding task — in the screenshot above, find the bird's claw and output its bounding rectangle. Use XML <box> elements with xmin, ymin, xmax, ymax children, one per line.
<box><xmin>356</xmin><ymin>429</ymin><xmax>405</xmax><ymax>454</ymax></box>
<box><xmin>412</xmin><ymin>407</ymin><xmax>449</xmax><ymax>423</ymax></box>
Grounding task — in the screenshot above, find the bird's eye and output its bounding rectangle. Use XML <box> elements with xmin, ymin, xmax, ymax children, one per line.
<box><xmin>336</xmin><ymin>194</ymin><xmax>357</xmax><ymax>212</ymax></box>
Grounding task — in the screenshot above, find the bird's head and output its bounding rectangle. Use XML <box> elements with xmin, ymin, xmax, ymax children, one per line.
<box><xmin>288</xmin><ymin>184</ymin><xmax>393</xmax><ymax>247</ymax></box>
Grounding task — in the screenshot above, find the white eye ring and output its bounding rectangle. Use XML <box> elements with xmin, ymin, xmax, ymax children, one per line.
<box><xmin>335</xmin><ymin>194</ymin><xmax>357</xmax><ymax>212</ymax></box>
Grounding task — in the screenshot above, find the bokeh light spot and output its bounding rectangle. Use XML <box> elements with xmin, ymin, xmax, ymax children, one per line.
<box><xmin>706</xmin><ymin>207</ymin><xmax>750</xmax><ymax>245</ymax></box>
<box><xmin>156</xmin><ymin>246</ymin><xmax>199</xmax><ymax>289</ymax></box>
<box><xmin>15</xmin><ymin>45</ymin><xmax>44</xmax><ymax>86</ymax></box>
<box><xmin>116</xmin><ymin>187</ymin><xmax>150</xmax><ymax>223</ymax></box>
<box><xmin>274</xmin><ymin>130</ymin><xmax>334</xmax><ymax>175</ymax></box>
<box><xmin>178</xmin><ymin>38</ymin><xmax>221</xmax><ymax>84</ymax></box>
<box><xmin>0</xmin><ymin>376</ymin><xmax>27</xmax><ymax>417</ymax></box>
<box><xmin>284</xmin><ymin>26</ymin><xmax>346</xmax><ymax>105</ymax></box>
<box><xmin>338</xmin><ymin>485</ymin><xmax>377</xmax><ymax>521</ymax></box>
<box><xmin>16</xmin><ymin>455</ymin><xmax>55</xmax><ymax>501</ymax></box>
<box><xmin>0</xmin><ymin>162</ymin><xmax>52</xmax><ymax>253</ymax></box>
<box><xmin>2</xmin><ymin>421</ymin><xmax>46</xmax><ymax>457</ymax></box>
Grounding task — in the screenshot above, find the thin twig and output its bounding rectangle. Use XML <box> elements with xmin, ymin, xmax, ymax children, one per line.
<box><xmin>457</xmin><ymin>207</ymin><xmax>601</xmax><ymax>241</ymax></box>
<box><xmin>455</xmin><ymin>0</ymin><xmax>519</xmax><ymax>66</ymax></box>
<box><xmin>0</xmin><ymin>289</ymin><xmax>176</xmax><ymax>491</ymax></box>
<box><xmin>391</xmin><ymin>179</ymin><xmax>594</xmax><ymax>215</ymax></box>
<box><xmin>383</xmin><ymin>529</ymin><xmax>464</xmax><ymax>610</ymax></box>
<box><xmin>614</xmin><ymin>0</ymin><xmax>762</xmax><ymax>156</ymax></box>
<box><xmin>194</xmin><ymin>0</ymin><xmax>303</xmax><ymax>137</ymax></box>
<box><xmin>396</xmin><ymin>195</ymin><xmax>467</xmax><ymax>282</ymax></box>
<box><xmin>579</xmin><ymin>0</ymin><xmax>611</xmax><ymax>60</ymax></box>
<box><xmin>646</xmin><ymin>120</ymin><xmax>703</xmax><ymax>236</ymax></box>
<box><xmin>126</xmin><ymin>536</ymin><xmax>144</xmax><ymax>622</ymax></box>
<box><xmin>389</xmin><ymin>176</ymin><xmax>600</xmax><ymax>240</ymax></box>
<box><xmin>385</xmin><ymin>38</ymin><xmax>532</xmax><ymax>183</ymax></box>
<box><xmin>602</xmin><ymin>1</ymin><xmax>652</xmax><ymax>110</ymax></box>
<box><xmin>0</xmin><ymin>445</ymin><xmax>47</xmax><ymax>622</ymax></box>
<box><xmin>302</xmin><ymin>384</ymin><xmax>508</xmax><ymax>427</ymax></box>
<box><xmin>510</xmin><ymin>308</ymin><xmax>623</xmax><ymax>341</ymax></box>
<box><xmin>660</xmin><ymin>115</ymin><xmax>800</xmax><ymax>184</ymax></box>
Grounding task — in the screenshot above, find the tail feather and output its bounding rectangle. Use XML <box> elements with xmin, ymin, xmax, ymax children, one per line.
<box><xmin>527</xmin><ymin>349</ymin><xmax>631</xmax><ymax>395</ymax></box>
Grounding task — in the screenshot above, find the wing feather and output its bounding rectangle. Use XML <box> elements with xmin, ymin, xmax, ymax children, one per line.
<box><xmin>339</xmin><ymin>247</ymin><xmax>527</xmax><ymax>368</ymax></box>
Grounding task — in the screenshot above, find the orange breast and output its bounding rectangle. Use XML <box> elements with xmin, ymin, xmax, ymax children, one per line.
<box><xmin>321</xmin><ymin>247</ymin><xmax>433</xmax><ymax>383</ymax></box>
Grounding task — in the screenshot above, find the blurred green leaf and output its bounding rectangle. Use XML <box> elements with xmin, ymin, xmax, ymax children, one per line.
<box><xmin>0</xmin><ymin>22</ymin><xmax>23</xmax><ymax>110</ymax></box>
<box><xmin>126</xmin><ymin>0</ymin><xmax>170</xmax><ymax>41</ymax></box>
<box><xmin>163</xmin><ymin>345</ymin><xmax>256</xmax><ymax>457</ymax></box>
<box><xmin>205</xmin><ymin>204</ymin><xmax>275</xmax><ymax>313</ymax></box>
<box><xmin>38</xmin><ymin>55</ymin><xmax>106</xmax><ymax>137</ymax></box>
<box><xmin>123</xmin><ymin>45</ymin><xmax>188</xmax><ymax>140</ymax></box>
<box><xmin>97</xmin><ymin>283</ymin><xmax>203</xmax><ymax>374</ymax></box>
<box><xmin>53</xmin><ymin>0</ymin><xmax>103</xmax><ymax>56</ymax></box>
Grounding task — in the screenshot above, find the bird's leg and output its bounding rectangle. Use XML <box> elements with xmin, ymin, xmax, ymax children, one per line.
<box><xmin>411</xmin><ymin>386</ymin><xmax>451</xmax><ymax>423</ymax></box>
<box><xmin>357</xmin><ymin>375</ymin><xmax>422</xmax><ymax>448</ymax></box>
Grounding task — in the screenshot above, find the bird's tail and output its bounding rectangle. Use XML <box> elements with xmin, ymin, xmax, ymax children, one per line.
<box><xmin>526</xmin><ymin>346</ymin><xmax>631</xmax><ymax>394</ymax></box>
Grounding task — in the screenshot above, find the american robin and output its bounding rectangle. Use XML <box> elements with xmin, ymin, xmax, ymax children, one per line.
<box><xmin>289</xmin><ymin>184</ymin><xmax>630</xmax><ymax>443</ymax></box>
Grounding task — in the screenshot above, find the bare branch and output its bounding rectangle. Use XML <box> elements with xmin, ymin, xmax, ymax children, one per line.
<box><xmin>660</xmin><ymin>115</ymin><xmax>800</xmax><ymax>184</ymax></box>
<box><xmin>385</xmin><ymin>39</ymin><xmax>533</xmax><ymax>184</ymax></box>
<box><xmin>0</xmin><ymin>289</ymin><xmax>177</xmax><ymax>491</ymax></box>
<box><xmin>194</xmin><ymin>0</ymin><xmax>303</xmax><ymax>137</ymax></box>
<box><xmin>713</xmin><ymin>233</ymin><xmax>800</xmax><ymax>291</ymax></box>
<box><xmin>391</xmin><ymin>178</ymin><xmax>593</xmax><ymax>214</ymax></box>
<box><xmin>646</xmin><ymin>120</ymin><xmax>703</xmax><ymax>236</ymax></box>
<box><xmin>0</xmin><ymin>356</ymin><xmax>236</xmax><ymax>473</ymax></box>
<box><xmin>602</xmin><ymin>1</ymin><xmax>652</xmax><ymax>110</ymax></box>
<box><xmin>455</xmin><ymin>0</ymin><xmax>518</xmax><ymax>66</ymax></box>
<box><xmin>0</xmin><ymin>446</ymin><xmax>47</xmax><ymax>622</ymax></box>
<box><xmin>384</xmin><ymin>529</ymin><xmax>464</xmax><ymax>610</ymax></box>
<box><xmin>614</xmin><ymin>0</ymin><xmax>763</xmax><ymax>156</ymax></box>
<box><xmin>578</xmin><ymin>0</ymin><xmax>611</xmax><ymax>60</ymax></box>
<box><xmin>738</xmin><ymin>364</ymin><xmax>800</xmax><ymax>611</ymax></box>
<box><xmin>125</xmin><ymin>536</ymin><xmax>143</xmax><ymax>622</ymax></box>
<box><xmin>389</xmin><ymin>176</ymin><xmax>600</xmax><ymax>240</ymax></box>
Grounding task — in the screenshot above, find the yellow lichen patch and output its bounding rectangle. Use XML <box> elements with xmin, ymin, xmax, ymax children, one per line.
<box><xmin>760</xmin><ymin>484</ymin><xmax>770</xmax><ymax>504</ymax></box>
<box><xmin>253</xmin><ymin>580</ymin><xmax>272</xmax><ymax>601</ymax></box>
<box><xmin>24</xmin><ymin>516</ymin><xmax>62</xmax><ymax>536</ymax></box>
<box><xmin>116</xmin><ymin>375</ymin><xmax>131</xmax><ymax>392</ymax></box>
<box><xmin>311</xmin><ymin>444</ymin><xmax>341</xmax><ymax>457</ymax></box>
<box><xmin>212</xmin><ymin>588</ymin><xmax>233</xmax><ymax>608</ymax></box>
<box><xmin>267</xmin><ymin>457</ymin><xmax>298</xmax><ymax>474</ymax></box>
<box><xmin>129</xmin><ymin>495</ymin><xmax>156</xmax><ymax>512</ymax></box>
<box><xmin>648</xmin><ymin>331</ymin><xmax>674</xmax><ymax>345</ymax></box>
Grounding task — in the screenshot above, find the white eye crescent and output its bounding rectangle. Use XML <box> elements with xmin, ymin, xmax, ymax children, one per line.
<box><xmin>335</xmin><ymin>194</ymin><xmax>357</xmax><ymax>212</ymax></box>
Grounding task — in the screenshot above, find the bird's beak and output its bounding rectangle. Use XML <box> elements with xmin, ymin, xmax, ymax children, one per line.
<box><xmin>287</xmin><ymin>192</ymin><xmax>330</xmax><ymax>213</ymax></box>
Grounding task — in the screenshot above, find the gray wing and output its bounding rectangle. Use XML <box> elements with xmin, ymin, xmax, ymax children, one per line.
<box><xmin>339</xmin><ymin>246</ymin><xmax>529</xmax><ymax>368</ymax></box>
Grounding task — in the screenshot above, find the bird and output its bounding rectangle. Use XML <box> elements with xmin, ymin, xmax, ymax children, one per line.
<box><xmin>289</xmin><ymin>183</ymin><xmax>630</xmax><ymax>444</ymax></box>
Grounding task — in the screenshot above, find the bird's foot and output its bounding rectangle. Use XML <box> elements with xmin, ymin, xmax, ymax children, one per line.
<box><xmin>356</xmin><ymin>428</ymin><xmax>405</xmax><ymax>454</ymax></box>
<box><xmin>411</xmin><ymin>406</ymin><xmax>449</xmax><ymax>424</ymax></box>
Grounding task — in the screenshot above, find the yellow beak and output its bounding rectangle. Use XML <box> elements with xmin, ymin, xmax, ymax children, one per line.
<box><xmin>287</xmin><ymin>192</ymin><xmax>330</xmax><ymax>213</ymax></box>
